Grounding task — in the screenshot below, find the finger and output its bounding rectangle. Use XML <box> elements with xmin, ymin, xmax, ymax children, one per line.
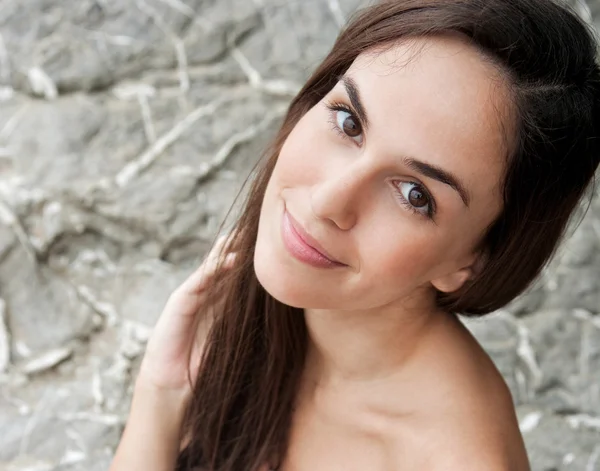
<box><xmin>179</xmin><ymin>251</ymin><xmax>237</xmax><ymax>295</ymax></box>
<box><xmin>174</xmin><ymin>231</ymin><xmax>239</xmax><ymax>298</ymax></box>
<box><xmin>202</xmin><ymin>231</ymin><xmax>239</xmax><ymax>274</ymax></box>
<box><xmin>223</xmin><ymin>252</ymin><xmax>237</xmax><ymax>268</ymax></box>
<box><xmin>213</xmin><ymin>233</ymin><xmax>230</xmax><ymax>255</ymax></box>
<box><xmin>200</xmin><ymin>233</ymin><xmax>234</xmax><ymax>272</ymax></box>
<box><xmin>216</xmin><ymin>229</ymin><xmax>239</xmax><ymax>254</ymax></box>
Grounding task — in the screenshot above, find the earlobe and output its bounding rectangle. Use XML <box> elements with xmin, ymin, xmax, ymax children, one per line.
<box><xmin>431</xmin><ymin>268</ymin><xmax>473</xmax><ymax>293</ymax></box>
<box><xmin>431</xmin><ymin>251</ymin><xmax>487</xmax><ymax>294</ymax></box>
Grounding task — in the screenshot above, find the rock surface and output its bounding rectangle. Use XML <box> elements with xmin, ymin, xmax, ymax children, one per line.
<box><xmin>0</xmin><ymin>1</ymin><xmax>598</xmax><ymax>470</ymax></box>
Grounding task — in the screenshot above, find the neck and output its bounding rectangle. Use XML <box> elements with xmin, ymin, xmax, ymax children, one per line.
<box><xmin>300</xmin><ymin>292</ymin><xmax>451</xmax><ymax>391</ymax></box>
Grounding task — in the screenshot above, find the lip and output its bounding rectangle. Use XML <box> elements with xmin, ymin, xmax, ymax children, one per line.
<box><xmin>281</xmin><ymin>209</ymin><xmax>345</xmax><ymax>268</ymax></box>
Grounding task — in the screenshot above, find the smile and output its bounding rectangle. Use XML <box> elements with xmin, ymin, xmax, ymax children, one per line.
<box><xmin>281</xmin><ymin>209</ymin><xmax>346</xmax><ymax>269</ymax></box>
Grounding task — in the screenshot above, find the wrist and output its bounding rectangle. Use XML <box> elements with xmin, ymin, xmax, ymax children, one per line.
<box><xmin>110</xmin><ymin>374</ymin><xmax>189</xmax><ymax>470</ymax></box>
<box><xmin>133</xmin><ymin>374</ymin><xmax>190</xmax><ymax>418</ymax></box>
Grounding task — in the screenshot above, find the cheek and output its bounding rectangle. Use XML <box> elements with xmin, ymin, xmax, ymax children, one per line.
<box><xmin>271</xmin><ymin>110</ymin><xmax>333</xmax><ymax>187</ymax></box>
<box><xmin>364</xmin><ymin>216</ymin><xmax>490</xmax><ymax>290</ymax></box>
<box><xmin>357</xmin><ymin>221</ymin><xmax>450</xmax><ymax>285</ymax></box>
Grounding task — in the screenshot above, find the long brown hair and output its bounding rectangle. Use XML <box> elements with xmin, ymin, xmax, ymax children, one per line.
<box><xmin>176</xmin><ymin>1</ymin><xmax>600</xmax><ymax>469</ymax></box>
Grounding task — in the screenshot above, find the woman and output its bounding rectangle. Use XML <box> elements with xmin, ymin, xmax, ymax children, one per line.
<box><xmin>109</xmin><ymin>0</ymin><xmax>600</xmax><ymax>470</ymax></box>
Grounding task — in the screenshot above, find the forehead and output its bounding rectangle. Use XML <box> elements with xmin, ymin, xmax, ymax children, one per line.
<box><xmin>343</xmin><ymin>35</ymin><xmax>514</xmax><ymax>204</ymax></box>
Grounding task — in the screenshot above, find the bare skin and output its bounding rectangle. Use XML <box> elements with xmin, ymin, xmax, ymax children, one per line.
<box><xmin>109</xmin><ymin>234</ymin><xmax>238</xmax><ymax>471</ymax></box>
<box><xmin>254</xmin><ymin>34</ymin><xmax>529</xmax><ymax>470</ymax></box>
<box><xmin>112</xmin><ymin>34</ymin><xmax>531</xmax><ymax>471</ymax></box>
<box><xmin>279</xmin><ymin>313</ymin><xmax>529</xmax><ymax>471</ymax></box>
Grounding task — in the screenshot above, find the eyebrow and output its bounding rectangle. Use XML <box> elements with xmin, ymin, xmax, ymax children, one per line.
<box><xmin>338</xmin><ymin>74</ymin><xmax>471</xmax><ymax>208</ymax></box>
<box><xmin>403</xmin><ymin>158</ymin><xmax>470</xmax><ymax>207</ymax></box>
<box><xmin>341</xmin><ymin>75</ymin><xmax>370</xmax><ymax>130</ymax></box>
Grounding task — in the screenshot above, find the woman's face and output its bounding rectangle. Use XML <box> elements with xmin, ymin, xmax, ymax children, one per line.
<box><xmin>254</xmin><ymin>35</ymin><xmax>513</xmax><ymax>311</ymax></box>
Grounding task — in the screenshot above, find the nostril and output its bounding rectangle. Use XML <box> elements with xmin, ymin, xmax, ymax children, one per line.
<box><xmin>309</xmin><ymin>187</ymin><xmax>357</xmax><ymax>231</ymax></box>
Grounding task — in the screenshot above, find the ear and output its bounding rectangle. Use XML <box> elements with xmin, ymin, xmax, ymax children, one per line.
<box><xmin>430</xmin><ymin>251</ymin><xmax>488</xmax><ymax>294</ymax></box>
<box><xmin>430</xmin><ymin>268</ymin><xmax>472</xmax><ymax>294</ymax></box>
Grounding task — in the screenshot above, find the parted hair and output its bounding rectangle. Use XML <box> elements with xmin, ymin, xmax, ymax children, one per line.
<box><xmin>176</xmin><ymin>1</ymin><xmax>600</xmax><ymax>469</ymax></box>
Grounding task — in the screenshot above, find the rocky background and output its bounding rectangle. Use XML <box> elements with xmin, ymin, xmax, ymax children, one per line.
<box><xmin>0</xmin><ymin>0</ymin><xmax>598</xmax><ymax>470</ymax></box>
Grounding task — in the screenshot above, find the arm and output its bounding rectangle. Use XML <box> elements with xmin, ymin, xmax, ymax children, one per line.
<box><xmin>431</xmin><ymin>460</ymin><xmax>530</xmax><ymax>471</ymax></box>
<box><xmin>429</xmin><ymin>441</ymin><xmax>531</xmax><ymax>471</ymax></box>
<box><xmin>108</xmin><ymin>233</ymin><xmax>237</xmax><ymax>471</ymax></box>
<box><xmin>108</xmin><ymin>377</ymin><xmax>188</xmax><ymax>471</ymax></box>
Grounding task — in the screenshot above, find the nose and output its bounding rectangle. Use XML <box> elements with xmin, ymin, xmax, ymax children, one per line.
<box><xmin>309</xmin><ymin>163</ymin><xmax>370</xmax><ymax>230</ymax></box>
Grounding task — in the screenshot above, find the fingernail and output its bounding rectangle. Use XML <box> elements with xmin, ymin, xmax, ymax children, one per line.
<box><xmin>224</xmin><ymin>253</ymin><xmax>237</xmax><ymax>265</ymax></box>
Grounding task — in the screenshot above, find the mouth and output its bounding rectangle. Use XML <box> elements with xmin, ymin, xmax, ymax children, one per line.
<box><xmin>281</xmin><ymin>209</ymin><xmax>346</xmax><ymax>268</ymax></box>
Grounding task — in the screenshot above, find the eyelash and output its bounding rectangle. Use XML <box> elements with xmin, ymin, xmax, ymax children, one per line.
<box><xmin>324</xmin><ymin>99</ymin><xmax>437</xmax><ymax>220</ymax></box>
<box><xmin>394</xmin><ymin>182</ymin><xmax>436</xmax><ymax>219</ymax></box>
<box><xmin>325</xmin><ymin>100</ymin><xmax>359</xmax><ymax>142</ymax></box>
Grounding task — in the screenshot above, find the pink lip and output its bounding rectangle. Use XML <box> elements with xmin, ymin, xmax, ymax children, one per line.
<box><xmin>281</xmin><ymin>209</ymin><xmax>345</xmax><ymax>268</ymax></box>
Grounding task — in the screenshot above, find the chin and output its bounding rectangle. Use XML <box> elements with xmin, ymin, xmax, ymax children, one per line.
<box><xmin>253</xmin><ymin>244</ymin><xmax>340</xmax><ymax>310</ymax></box>
<box><xmin>254</xmin><ymin>245</ymin><xmax>308</xmax><ymax>308</ymax></box>
<box><xmin>254</xmin><ymin>190</ymin><xmax>342</xmax><ymax>309</ymax></box>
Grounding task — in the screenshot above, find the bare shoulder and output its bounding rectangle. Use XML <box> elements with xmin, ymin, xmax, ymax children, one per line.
<box><xmin>412</xmin><ymin>386</ymin><xmax>530</xmax><ymax>470</ymax></box>
<box><xmin>408</xmin><ymin>314</ymin><xmax>531</xmax><ymax>471</ymax></box>
<box><xmin>429</xmin><ymin>445</ymin><xmax>530</xmax><ymax>471</ymax></box>
<box><xmin>424</xmin><ymin>411</ymin><xmax>531</xmax><ymax>471</ymax></box>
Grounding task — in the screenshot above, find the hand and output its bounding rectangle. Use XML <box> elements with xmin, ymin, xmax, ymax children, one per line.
<box><xmin>137</xmin><ymin>233</ymin><xmax>237</xmax><ymax>399</ymax></box>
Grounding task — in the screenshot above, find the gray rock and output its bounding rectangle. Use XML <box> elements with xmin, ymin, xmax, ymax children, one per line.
<box><xmin>518</xmin><ymin>406</ymin><xmax>600</xmax><ymax>471</ymax></box>
<box><xmin>0</xmin><ymin>247</ymin><xmax>95</xmax><ymax>359</ymax></box>
<box><xmin>523</xmin><ymin>309</ymin><xmax>600</xmax><ymax>416</ymax></box>
<box><xmin>0</xmin><ymin>0</ymin><xmax>598</xmax><ymax>469</ymax></box>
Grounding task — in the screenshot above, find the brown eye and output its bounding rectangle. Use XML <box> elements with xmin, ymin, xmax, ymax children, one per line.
<box><xmin>408</xmin><ymin>187</ymin><xmax>428</xmax><ymax>207</ymax></box>
<box><xmin>334</xmin><ymin>109</ymin><xmax>363</xmax><ymax>143</ymax></box>
<box><xmin>342</xmin><ymin>115</ymin><xmax>360</xmax><ymax>137</ymax></box>
<box><xmin>397</xmin><ymin>181</ymin><xmax>433</xmax><ymax>217</ymax></box>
